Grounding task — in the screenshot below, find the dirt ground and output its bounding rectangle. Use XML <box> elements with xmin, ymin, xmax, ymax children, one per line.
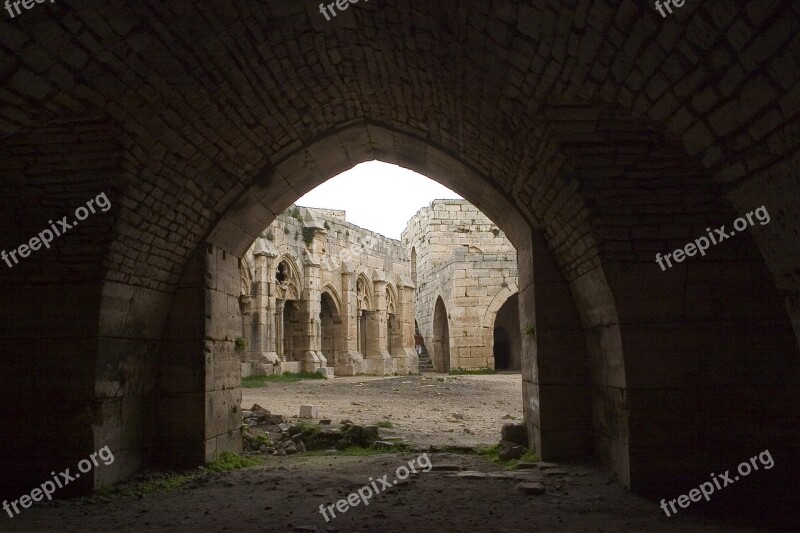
<box><xmin>3</xmin><ymin>374</ymin><xmax>792</xmax><ymax>532</ymax></box>
<box><xmin>242</xmin><ymin>374</ymin><xmax>524</xmax><ymax>448</ymax></box>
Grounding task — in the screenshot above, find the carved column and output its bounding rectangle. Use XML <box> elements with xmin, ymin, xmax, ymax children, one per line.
<box><xmin>334</xmin><ymin>265</ymin><xmax>363</xmax><ymax>375</ymax></box>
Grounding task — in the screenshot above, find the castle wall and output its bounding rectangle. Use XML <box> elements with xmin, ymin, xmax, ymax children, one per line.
<box><xmin>239</xmin><ymin>205</ymin><xmax>417</xmax><ymax>376</ymax></box>
<box><xmin>402</xmin><ymin>200</ymin><xmax>519</xmax><ymax>371</ymax></box>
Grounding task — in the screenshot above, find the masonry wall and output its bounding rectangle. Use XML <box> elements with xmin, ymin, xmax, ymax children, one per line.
<box><xmin>240</xmin><ymin>205</ymin><xmax>417</xmax><ymax>377</ymax></box>
<box><xmin>403</xmin><ymin>200</ymin><xmax>518</xmax><ymax>371</ymax></box>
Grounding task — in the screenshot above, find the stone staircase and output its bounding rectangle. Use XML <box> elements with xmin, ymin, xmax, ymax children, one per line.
<box><xmin>417</xmin><ymin>344</ymin><xmax>434</xmax><ymax>372</ymax></box>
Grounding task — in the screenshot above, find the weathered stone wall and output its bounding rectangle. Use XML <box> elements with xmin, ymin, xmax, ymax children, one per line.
<box><xmin>403</xmin><ymin>200</ymin><xmax>519</xmax><ymax>371</ymax></box>
<box><xmin>1</xmin><ymin>1</ymin><xmax>799</xmax><ymax>499</ymax></box>
<box><xmin>240</xmin><ymin>205</ymin><xmax>417</xmax><ymax>377</ymax></box>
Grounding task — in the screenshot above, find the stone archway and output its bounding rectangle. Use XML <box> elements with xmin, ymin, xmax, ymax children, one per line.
<box><xmin>432</xmin><ymin>296</ymin><xmax>451</xmax><ymax>373</ymax></box>
<box><xmin>493</xmin><ymin>293</ymin><xmax>520</xmax><ymax>371</ymax></box>
<box><xmin>4</xmin><ymin>3</ymin><xmax>799</xmax><ymax>501</ymax></box>
<box><xmin>319</xmin><ymin>291</ymin><xmax>342</xmax><ymax>368</ymax></box>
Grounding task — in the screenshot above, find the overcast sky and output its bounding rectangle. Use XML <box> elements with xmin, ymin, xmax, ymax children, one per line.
<box><xmin>297</xmin><ymin>161</ymin><xmax>462</xmax><ymax>239</ymax></box>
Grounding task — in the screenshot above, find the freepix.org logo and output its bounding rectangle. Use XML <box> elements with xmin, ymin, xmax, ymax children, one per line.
<box><xmin>1</xmin><ymin>192</ymin><xmax>111</xmax><ymax>269</ymax></box>
<box><xmin>3</xmin><ymin>445</ymin><xmax>115</xmax><ymax>519</ymax></box>
<box><xmin>4</xmin><ymin>0</ymin><xmax>55</xmax><ymax>19</ymax></box>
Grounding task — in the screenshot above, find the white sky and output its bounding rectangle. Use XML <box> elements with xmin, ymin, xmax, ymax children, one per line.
<box><xmin>297</xmin><ymin>161</ymin><xmax>462</xmax><ymax>239</ymax></box>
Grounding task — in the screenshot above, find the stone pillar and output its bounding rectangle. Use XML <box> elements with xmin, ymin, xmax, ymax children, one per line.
<box><xmin>531</xmin><ymin>231</ymin><xmax>593</xmax><ymax>459</ymax></box>
<box><xmin>275</xmin><ymin>299</ymin><xmax>285</xmax><ymax>362</ymax></box>
<box><xmin>247</xmin><ymin>251</ymin><xmax>279</xmax><ymax>375</ymax></box>
<box><xmin>362</xmin><ymin>278</ymin><xmax>392</xmax><ymax>375</ymax></box>
<box><xmin>334</xmin><ymin>268</ymin><xmax>363</xmax><ymax>375</ymax></box>
<box><xmin>393</xmin><ymin>280</ymin><xmax>419</xmax><ymax>374</ymax></box>
<box><xmin>153</xmin><ymin>244</ymin><xmax>242</xmax><ymax>469</ymax></box>
<box><xmin>298</xmin><ymin>251</ymin><xmax>331</xmax><ymax>376</ymax></box>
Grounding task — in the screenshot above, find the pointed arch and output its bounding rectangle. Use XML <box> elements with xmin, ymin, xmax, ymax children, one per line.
<box><xmin>356</xmin><ymin>273</ymin><xmax>373</xmax><ymax>311</ymax></box>
<box><xmin>320</xmin><ymin>283</ymin><xmax>343</xmax><ymax>324</ymax></box>
<box><xmin>274</xmin><ymin>253</ymin><xmax>302</xmax><ymax>301</ymax></box>
<box><xmin>483</xmin><ymin>282</ymin><xmax>519</xmax><ymax>331</ymax></box>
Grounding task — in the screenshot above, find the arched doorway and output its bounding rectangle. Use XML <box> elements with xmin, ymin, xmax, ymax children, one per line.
<box><xmin>492</xmin><ymin>293</ymin><xmax>520</xmax><ymax>371</ymax></box>
<box><xmin>319</xmin><ymin>291</ymin><xmax>341</xmax><ymax>365</ymax></box>
<box><xmin>432</xmin><ymin>296</ymin><xmax>450</xmax><ymax>373</ymax></box>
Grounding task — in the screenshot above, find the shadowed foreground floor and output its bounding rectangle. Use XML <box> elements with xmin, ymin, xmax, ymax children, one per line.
<box><xmin>3</xmin><ymin>453</ymin><xmax>791</xmax><ymax>532</ymax></box>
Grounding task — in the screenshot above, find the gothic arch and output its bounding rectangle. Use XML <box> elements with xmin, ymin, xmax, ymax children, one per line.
<box><xmin>385</xmin><ymin>283</ymin><xmax>398</xmax><ymax>315</ymax></box>
<box><xmin>356</xmin><ymin>273</ymin><xmax>373</xmax><ymax>312</ymax></box>
<box><xmin>483</xmin><ymin>282</ymin><xmax>520</xmax><ymax>332</ymax></box>
<box><xmin>274</xmin><ymin>253</ymin><xmax>301</xmax><ymax>301</ymax></box>
<box><xmin>431</xmin><ymin>296</ymin><xmax>451</xmax><ymax>374</ymax></box>
<box><xmin>320</xmin><ymin>284</ymin><xmax>343</xmax><ymax>324</ymax></box>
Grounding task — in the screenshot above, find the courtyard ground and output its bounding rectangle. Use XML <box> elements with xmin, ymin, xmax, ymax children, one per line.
<box><xmin>2</xmin><ymin>374</ymin><xmax>790</xmax><ymax>532</ymax></box>
<box><xmin>242</xmin><ymin>373</ymin><xmax>524</xmax><ymax>448</ymax></box>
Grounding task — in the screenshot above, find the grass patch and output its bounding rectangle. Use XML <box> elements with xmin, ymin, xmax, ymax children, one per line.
<box><xmin>475</xmin><ymin>444</ymin><xmax>539</xmax><ymax>470</ymax></box>
<box><xmin>376</xmin><ymin>420</ymin><xmax>394</xmax><ymax>429</ymax></box>
<box><xmin>95</xmin><ymin>472</ymin><xmax>197</xmax><ymax>499</ymax></box>
<box><xmin>448</xmin><ymin>368</ymin><xmax>497</xmax><ymax>375</ymax></box>
<box><xmin>241</xmin><ymin>371</ymin><xmax>325</xmax><ymax>388</ymax></box>
<box><xmin>296</xmin><ymin>445</ymin><xmax>409</xmax><ymax>458</ymax></box>
<box><xmin>206</xmin><ymin>451</ymin><xmax>263</xmax><ymax>472</ymax></box>
<box><xmin>94</xmin><ymin>452</ymin><xmax>263</xmax><ymax>500</ymax></box>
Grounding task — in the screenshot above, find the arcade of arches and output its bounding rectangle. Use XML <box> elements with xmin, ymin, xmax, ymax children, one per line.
<box><xmin>1</xmin><ymin>2</ymin><xmax>798</xmax><ymax>511</ymax></box>
<box><xmin>238</xmin><ymin>200</ymin><xmax>520</xmax><ymax>378</ymax></box>
<box><xmin>238</xmin><ymin>205</ymin><xmax>419</xmax><ymax>378</ymax></box>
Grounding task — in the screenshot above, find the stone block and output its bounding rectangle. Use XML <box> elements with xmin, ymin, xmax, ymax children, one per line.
<box><xmin>299</xmin><ymin>405</ymin><xmax>318</xmax><ymax>418</ymax></box>
<box><xmin>316</xmin><ymin>366</ymin><xmax>334</xmax><ymax>379</ymax></box>
<box><xmin>501</xmin><ymin>423</ymin><xmax>528</xmax><ymax>446</ymax></box>
<box><xmin>280</xmin><ymin>361</ymin><xmax>302</xmax><ymax>374</ymax></box>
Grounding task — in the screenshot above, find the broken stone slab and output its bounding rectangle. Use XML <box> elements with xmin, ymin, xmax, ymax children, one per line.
<box><xmin>517</xmin><ymin>482</ymin><xmax>546</xmax><ymax>495</ymax></box>
<box><xmin>542</xmin><ymin>469</ymin><xmax>568</xmax><ymax>477</ymax></box>
<box><xmin>455</xmin><ymin>471</ymin><xmax>488</xmax><ymax>479</ymax></box>
<box><xmin>430</xmin><ymin>464</ymin><xmax>461</xmax><ymax>472</ymax></box>
<box><xmin>501</xmin><ymin>423</ymin><xmax>528</xmax><ymax>446</ymax></box>
<box><xmin>504</xmin><ymin>471</ymin><xmax>544</xmax><ymax>481</ymax></box>
<box><xmin>516</xmin><ymin>462</ymin><xmax>538</xmax><ymax>470</ymax></box>
<box><xmin>372</xmin><ymin>440</ymin><xmax>398</xmax><ymax>448</ymax></box>
<box><xmin>537</xmin><ymin>462</ymin><xmax>560</xmax><ymax>470</ymax></box>
<box><xmin>299</xmin><ymin>405</ymin><xmax>318</xmax><ymax>418</ymax></box>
